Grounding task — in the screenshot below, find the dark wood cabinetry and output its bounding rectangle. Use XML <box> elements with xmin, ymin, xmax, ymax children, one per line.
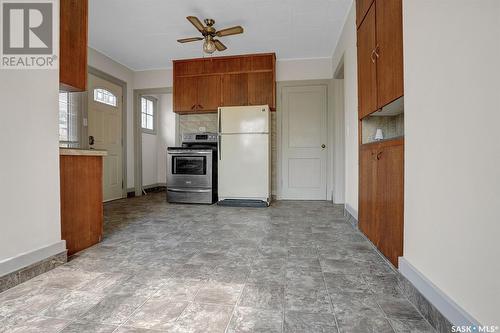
<box><xmin>357</xmin><ymin>0</ymin><xmax>404</xmax><ymax>267</ymax></box>
<box><xmin>60</xmin><ymin>0</ymin><xmax>88</xmax><ymax>92</ymax></box>
<box><xmin>357</xmin><ymin>0</ymin><xmax>403</xmax><ymax>118</ymax></box>
<box><xmin>356</xmin><ymin>0</ymin><xmax>374</xmax><ymax>28</ymax></box>
<box><xmin>357</xmin><ymin>3</ymin><xmax>378</xmax><ymax>119</ymax></box>
<box><xmin>173</xmin><ymin>53</ymin><xmax>276</xmax><ymax>114</ymax></box>
<box><xmin>359</xmin><ymin>139</ymin><xmax>404</xmax><ymax>267</ymax></box>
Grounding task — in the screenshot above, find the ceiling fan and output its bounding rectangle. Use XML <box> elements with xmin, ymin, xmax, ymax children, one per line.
<box><xmin>177</xmin><ymin>16</ymin><xmax>244</xmax><ymax>54</ymax></box>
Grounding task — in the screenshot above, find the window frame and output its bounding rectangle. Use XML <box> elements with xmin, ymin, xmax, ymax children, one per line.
<box><xmin>59</xmin><ymin>91</ymin><xmax>82</xmax><ymax>148</ymax></box>
<box><xmin>141</xmin><ymin>96</ymin><xmax>157</xmax><ymax>134</ymax></box>
<box><xmin>93</xmin><ymin>87</ymin><xmax>118</xmax><ymax>107</ymax></box>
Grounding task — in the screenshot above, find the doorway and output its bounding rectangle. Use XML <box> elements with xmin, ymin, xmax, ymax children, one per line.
<box><xmin>280</xmin><ymin>83</ymin><xmax>329</xmax><ymax>200</ymax></box>
<box><xmin>88</xmin><ymin>73</ymin><xmax>124</xmax><ymax>201</ymax></box>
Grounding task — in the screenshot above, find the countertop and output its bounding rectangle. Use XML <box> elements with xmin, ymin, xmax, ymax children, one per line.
<box><xmin>59</xmin><ymin>148</ymin><xmax>108</xmax><ymax>156</ymax></box>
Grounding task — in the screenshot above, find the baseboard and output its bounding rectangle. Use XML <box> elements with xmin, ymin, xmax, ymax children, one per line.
<box><xmin>399</xmin><ymin>257</ymin><xmax>479</xmax><ymax>332</ymax></box>
<box><xmin>0</xmin><ymin>241</ymin><xmax>67</xmax><ymax>293</ymax></box>
<box><xmin>343</xmin><ymin>206</ymin><xmax>359</xmax><ymax>229</ymax></box>
<box><xmin>344</xmin><ymin>203</ymin><xmax>358</xmax><ymax>221</ymax></box>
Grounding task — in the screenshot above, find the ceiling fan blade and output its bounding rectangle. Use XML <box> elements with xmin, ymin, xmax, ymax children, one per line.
<box><xmin>177</xmin><ymin>37</ymin><xmax>204</xmax><ymax>43</ymax></box>
<box><xmin>186</xmin><ymin>16</ymin><xmax>205</xmax><ymax>33</ymax></box>
<box><xmin>216</xmin><ymin>26</ymin><xmax>244</xmax><ymax>37</ymax></box>
<box><xmin>214</xmin><ymin>39</ymin><xmax>227</xmax><ymax>51</ymax></box>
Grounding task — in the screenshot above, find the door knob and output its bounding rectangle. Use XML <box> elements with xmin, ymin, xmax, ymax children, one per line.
<box><xmin>321</xmin><ymin>144</ymin><xmax>326</xmax><ymax>149</ymax></box>
<box><xmin>89</xmin><ymin>136</ymin><xmax>95</xmax><ymax>146</ymax></box>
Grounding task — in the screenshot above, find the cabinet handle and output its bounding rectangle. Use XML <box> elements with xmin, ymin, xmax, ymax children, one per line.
<box><xmin>198</xmin><ymin>104</ymin><xmax>203</xmax><ymax>109</ymax></box>
<box><xmin>376</xmin><ymin>151</ymin><xmax>383</xmax><ymax>160</ymax></box>
<box><xmin>191</xmin><ymin>105</ymin><xmax>196</xmax><ymax>110</ymax></box>
<box><xmin>370</xmin><ymin>49</ymin><xmax>376</xmax><ymax>63</ymax></box>
<box><xmin>374</xmin><ymin>44</ymin><xmax>380</xmax><ymax>59</ymax></box>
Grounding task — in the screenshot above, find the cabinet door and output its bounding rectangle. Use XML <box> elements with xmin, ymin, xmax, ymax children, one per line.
<box><xmin>356</xmin><ymin>0</ymin><xmax>375</xmax><ymax>28</ymax></box>
<box><xmin>376</xmin><ymin>0</ymin><xmax>404</xmax><ymax>108</ymax></box>
<box><xmin>376</xmin><ymin>142</ymin><xmax>404</xmax><ymax>267</ymax></box>
<box><xmin>221</xmin><ymin>73</ymin><xmax>248</xmax><ymax>106</ymax></box>
<box><xmin>248</xmin><ymin>72</ymin><xmax>275</xmax><ymax>108</ymax></box>
<box><xmin>197</xmin><ymin>75</ymin><xmax>221</xmax><ymax>111</ymax></box>
<box><xmin>60</xmin><ymin>0</ymin><xmax>88</xmax><ymax>92</ymax></box>
<box><xmin>359</xmin><ymin>145</ymin><xmax>379</xmax><ymax>244</ymax></box>
<box><xmin>357</xmin><ymin>3</ymin><xmax>378</xmax><ymax>119</ymax></box>
<box><xmin>174</xmin><ymin>76</ymin><xmax>198</xmax><ymax>112</ymax></box>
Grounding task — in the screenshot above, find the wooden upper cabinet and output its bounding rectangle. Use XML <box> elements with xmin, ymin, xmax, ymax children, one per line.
<box><xmin>60</xmin><ymin>0</ymin><xmax>88</xmax><ymax>92</ymax></box>
<box><xmin>248</xmin><ymin>72</ymin><xmax>275</xmax><ymax>107</ymax></box>
<box><xmin>356</xmin><ymin>0</ymin><xmax>374</xmax><ymax>28</ymax></box>
<box><xmin>197</xmin><ymin>75</ymin><xmax>221</xmax><ymax>111</ymax></box>
<box><xmin>357</xmin><ymin>3</ymin><xmax>378</xmax><ymax>119</ymax></box>
<box><xmin>173</xmin><ymin>53</ymin><xmax>276</xmax><ymax>114</ymax></box>
<box><xmin>356</xmin><ymin>0</ymin><xmax>403</xmax><ymax>118</ymax></box>
<box><xmin>173</xmin><ymin>76</ymin><xmax>198</xmax><ymax>112</ymax></box>
<box><xmin>376</xmin><ymin>0</ymin><xmax>404</xmax><ymax>108</ymax></box>
<box><xmin>221</xmin><ymin>73</ymin><xmax>248</xmax><ymax>107</ymax></box>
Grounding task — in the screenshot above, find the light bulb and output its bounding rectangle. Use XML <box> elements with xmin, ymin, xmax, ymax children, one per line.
<box><xmin>203</xmin><ymin>39</ymin><xmax>216</xmax><ymax>54</ymax></box>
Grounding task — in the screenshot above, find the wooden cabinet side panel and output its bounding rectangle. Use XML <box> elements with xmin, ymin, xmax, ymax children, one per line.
<box><xmin>60</xmin><ymin>155</ymin><xmax>103</xmax><ymax>255</ymax></box>
<box><xmin>376</xmin><ymin>0</ymin><xmax>404</xmax><ymax>108</ymax></box>
<box><xmin>60</xmin><ymin>0</ymin><xmax>88</xmax><ymax>92</ymax></box>
<box><xmin>357</xmin><ymin>4</ymin><xmax>378</xmax><ymax>119</ymax></box>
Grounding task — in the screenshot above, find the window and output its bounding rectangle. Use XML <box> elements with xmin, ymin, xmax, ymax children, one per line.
<box><xmin>59</xmin><ymin>92</ymin><xmax>80</xmax><ymax>147</ymax></box>
<box><xmin>141</xmin><ymin>97</ymin><xmax>156</xmax><ymax>133</ymax></box>
<box><xmin>93</xmin><ymin>88</ymin><xmax>117</xmax><ymax>107</ymax></box>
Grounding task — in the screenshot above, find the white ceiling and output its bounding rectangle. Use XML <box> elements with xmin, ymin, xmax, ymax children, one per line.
<box><xmin>88</xmin><ymin>0</ymin><xmax>352</xmax><ymax>71</ymax></box>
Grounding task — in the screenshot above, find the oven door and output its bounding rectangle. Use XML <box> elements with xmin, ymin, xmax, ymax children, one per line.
<box><xmin>167</xmin><ymin>150</ymin><xmax>212</xmax><ymax>188</ymax></box>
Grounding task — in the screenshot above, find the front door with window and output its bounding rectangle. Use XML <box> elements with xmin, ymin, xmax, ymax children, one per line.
<box><xmin>88</xmin><ymin>74</ymin><xmax>123</xmax><ymax>201</ymax></box>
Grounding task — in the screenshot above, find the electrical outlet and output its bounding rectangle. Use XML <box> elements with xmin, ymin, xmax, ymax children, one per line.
<box><xmin>199</xmin><ymin>126</ymin><xmax>206</xmax><ymax>132</ymax></box>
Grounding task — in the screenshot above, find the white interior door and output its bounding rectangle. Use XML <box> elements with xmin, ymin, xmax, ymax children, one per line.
<box><xmin>281</xmin><ymin>85</ymin><xmax>328</xmax><ymax>200</ymax></box>
<box><xmin>88</xmin><ymin>74</ymin><xmax>123</xmax><ymax>202</ymax></box>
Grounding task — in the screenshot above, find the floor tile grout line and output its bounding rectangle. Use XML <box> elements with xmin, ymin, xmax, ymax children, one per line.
<box><xmin>223</xmin><ymin>253</ymin><xmax>255</xmax><ymax>333</ymax></box>
<box><xmin>317</xmin><ymin>242</ymin><xmax>342</xmax><ymax>333</ymax></box>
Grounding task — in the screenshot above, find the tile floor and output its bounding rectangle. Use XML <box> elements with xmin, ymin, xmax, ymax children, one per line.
<box><xmin>0</xmin><ymin>193</ymin><xmax>435</xmax><ymax>333</ymax></box>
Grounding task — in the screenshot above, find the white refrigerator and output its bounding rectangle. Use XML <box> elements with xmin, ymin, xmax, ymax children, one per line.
<box><xmin>217</xmin><ymin>105</ymin><xmax>271</xmax><ymax>206</ymax></box>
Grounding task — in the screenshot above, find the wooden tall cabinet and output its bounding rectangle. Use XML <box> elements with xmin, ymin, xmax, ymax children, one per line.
<box><xmin>357</xmin><ymin>0</ymin><xmax>404</xmax><ymax>267</ymax></box>
<box><xmin>359</xmin><ymin>140</ymin><xmax>404</xmax><ymax>267</ymax></box>
<box><xmin>60</xmin><ymin>0</ymin><xmax>88</xmax><ymax>92</ymax></box>
<box><xmin>357</xmin><ymin>0</ymin><xmax>403</xmax><ymax>117</ymax></box>
<box><xmin>173</xmin><ymin>53</ymin><xmax>276</xmax><ymax>114</ymax></box>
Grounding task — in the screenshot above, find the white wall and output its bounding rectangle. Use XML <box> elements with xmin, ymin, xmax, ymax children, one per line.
<box><xmin>403</xmin><ymin>0</ymin><xmax>500</xmax><ymax>325</ymax></box>
<box><xmin>134</xmin><ymin>69</ymin><xmax>173</xmax><ymax>89</ymax></box>
<box><xmin>141</xmin><ymin>94</ymin><xmax>175</xmax><ymax>186</ymax></box>
<box><xmin>276</xmin><ymin>58</ymin><xmax>333</xmax><ymax>81</ymax></box>
<box><xmin>331</xmin><ymin>3</ymin><xmax>358</xmax><ymax>217</ymax></box>
<box><xmin>0</xmin><ymin>70</ymin><xmax>65</xmax><ymax>269</ymax></box>
<box><xmin>142</xmin><ymin>132</ymin><xmax>158</xmax><ymax>186</ymax></box>
<box><xmin>157</xmin><ymin>94</ymin><xmax>175</xmax><ymax>184</ymax></box>
<box><xmin>88</xmin><ymin>47</ymin><xmax>135</xmax><ymax>189</ymax></box>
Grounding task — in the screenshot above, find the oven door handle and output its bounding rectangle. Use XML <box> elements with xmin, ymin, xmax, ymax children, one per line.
<box><xmin>167</xmin><ymin>188</ymin><xmax>212</xmax><ymax>193</ymax></box>
<box><xmin>167</xmin><ymin>151</ymin><xmax>211</xmax><ymax>155</ymax></box>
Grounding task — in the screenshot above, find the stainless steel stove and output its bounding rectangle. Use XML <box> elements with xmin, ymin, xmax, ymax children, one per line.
<box><xmin>166</xmin><ymin>133</ymin><xmax>218</xmax><ymax>204</ymax></box>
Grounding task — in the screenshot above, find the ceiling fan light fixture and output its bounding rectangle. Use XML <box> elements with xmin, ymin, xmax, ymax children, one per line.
<box><xmin>203</xmin><ymin>38</ymin><xmax>216</xmax><ymax>54</ymax></box>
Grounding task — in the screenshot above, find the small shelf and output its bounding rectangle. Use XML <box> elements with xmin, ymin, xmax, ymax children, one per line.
<box><xmin>361</xmin><ymin>97</ymin><xmax>404</xmax><ymax>144</ymax></box>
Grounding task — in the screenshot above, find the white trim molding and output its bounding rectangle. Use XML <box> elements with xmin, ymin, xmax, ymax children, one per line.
<box><xmin>0</xmin><ymin>240</ymin><xmax>66</xmax><ymax>277</ymax></box>
<box><xmin>399</xmin><ymin>257</ymin><xmax>480</xmax><ymax>327</ymax></box>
